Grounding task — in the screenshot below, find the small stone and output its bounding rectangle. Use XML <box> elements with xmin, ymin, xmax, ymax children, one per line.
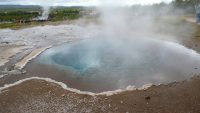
<box><xmin>145</xmin><ymin>96</ymin><xmax>151</xmax><ymax>101</ymax></box>
<box><xmin>109</xmin><ymin>104</ymin><xmax>111</xmax><ymax>107</ymax></box>
<box><xmin>120</xmin><ymin>101</ymin><xmax>123</xmax><ymax>104</ymax></box>
<box><xmin>61</xmin><ymin>94</ymin><xmax>65</xmax><ymax>97</ymax></box>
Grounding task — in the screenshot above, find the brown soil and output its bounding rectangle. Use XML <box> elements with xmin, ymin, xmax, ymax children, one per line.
<box><xmin>0</xmin><ymin>76</ymin><xmax>200</xmax><ymax>113</ymax></box>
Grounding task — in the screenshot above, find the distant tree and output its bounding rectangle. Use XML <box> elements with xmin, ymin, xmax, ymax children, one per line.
<box><xmin>193</xmin><ymin>0</ymin><xmax>200</xmax><ymax>13</ymax></box>
<box><xmin>170</xmin><ymin>0</ymin><xmax>197</xmax><ymax>14</ymax></box>
<box><xmin>173</xmin><ymin>0</ymin><xmax>200</xmax><ymax>11</ymax></box>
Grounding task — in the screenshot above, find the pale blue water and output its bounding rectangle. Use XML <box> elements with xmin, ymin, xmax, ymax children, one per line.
<box><xmin>28</xmin><ymin>38</ymin><xmax>200</xmax><ymax>92</ymax></box>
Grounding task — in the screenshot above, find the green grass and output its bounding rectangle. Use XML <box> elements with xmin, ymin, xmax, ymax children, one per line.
<box><xmin>0</xmin><ymin>22</ymin><xmax>49</xmax><ymax>29</ymax></box>
<box><xmin>0</xmin><ymin>11</ymin><xmax>39</xmax><ymax>22</ymax></box>
<box><xmin>0</xmin><ymin>6</ymin><xmax>85</xmax><ymax>29</ymax></box>
<box><xmin>49</xmin><ymin>8</ymin><xmax>81</xmax><ymax>21</ymax></box>
<box><xmin>0</xmin><ymin>23</ymin><xmax>19</xmax><ymax>29</ymax></box>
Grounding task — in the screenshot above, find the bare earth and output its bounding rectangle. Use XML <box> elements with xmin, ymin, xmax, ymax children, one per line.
<box><xmin>0</xmin><ymin>76</ymin><xmax>200</xmax><ymax>113</ymax></box>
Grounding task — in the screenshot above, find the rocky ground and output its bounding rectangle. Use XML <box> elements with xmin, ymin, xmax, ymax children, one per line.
<box><xmin>0</xmin><ymin>76</ymin><xmax>200</xmax><ymax>113</ymax></box>
<box><xmin>0</xmin><ymin>23</ymin><xmax>97</xmax><ymax>75</ymax></box>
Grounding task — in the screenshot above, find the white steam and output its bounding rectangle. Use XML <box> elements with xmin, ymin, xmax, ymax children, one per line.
<box><xmin>36</xmin><ymin>6</ymin><xmax>50</xmax><ymax>20</ymax></box>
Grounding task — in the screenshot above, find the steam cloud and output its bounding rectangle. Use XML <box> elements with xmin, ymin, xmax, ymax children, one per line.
<box><xmin>37</xmin><ymin>6</ymin><xmax>50</xmax><ymax>20</ymax></box>
<box><xmin>33</xmin><ymin>1</ymin><xmax>200</xmax><ymax>92</ymax></box>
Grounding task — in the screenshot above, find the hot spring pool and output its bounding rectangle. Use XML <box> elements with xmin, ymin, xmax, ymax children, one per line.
<box><xmin>26</xmin><ymin>38</ymin><xmax>200</xmax><ymax>92</ymax></box>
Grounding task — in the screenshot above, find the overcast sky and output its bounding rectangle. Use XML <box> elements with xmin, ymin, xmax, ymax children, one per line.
<box><xmin>0</xmin><ymin>0</ymin><xmax>173</xmax><ymax>6</ymax></box>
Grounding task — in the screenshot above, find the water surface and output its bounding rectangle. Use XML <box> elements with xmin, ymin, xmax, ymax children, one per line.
<box><xmin>26</xmin><ymin>38</ymin><xmax>200</xmax><ymax>92</ymax></box>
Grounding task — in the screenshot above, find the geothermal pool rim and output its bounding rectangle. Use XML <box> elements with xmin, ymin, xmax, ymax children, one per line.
<box><xmin>4</xmin><ymin>37</ymin><xmax>200</xmax><ymax>93</ymax></box>
<box><xmin>0</xmin><ymin>77</ymin><xmax>153</xmax><ymax>96</ymax></box>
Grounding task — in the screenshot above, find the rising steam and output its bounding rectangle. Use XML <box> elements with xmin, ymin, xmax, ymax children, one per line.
<box><xmin>34</xmin><ymin>6</ymin><xmax>50</xmax><ymax>20</ymax></box>
<box><xmin>25</xmin><ymin>1</ymin><xmax>200</xmax><ymax>92</ymax></box>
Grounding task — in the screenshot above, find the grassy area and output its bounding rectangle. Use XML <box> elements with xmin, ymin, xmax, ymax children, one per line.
<box><xmin>0</xmin><ymin>22</ymin><xmax>43</xmax><ymax>29</ymax></box>
<box><xmin>0</xmin><ymin>6</ymin><xmax>89</xmax><ymax>29</ymax></box>
<box><xmin>0</xmin><ymin>11</ymin><xmax>39</xmax><ymax>21</ymax></box>
<box><xmin>0</xmin><ymin>5</ymin><xmax>41</xmax><ymax>12</ymax></box>
<box><xmin>49</xmin><ymin>7</ymin><xmax>82</xmax><ymax>21</ymax></box>
<box><xmin>0</xmin><ymin>21</ymin><xmax>75</xmax><ymax>29</ymax></box>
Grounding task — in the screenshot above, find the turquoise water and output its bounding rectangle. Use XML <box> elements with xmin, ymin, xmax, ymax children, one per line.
<box><xmin>27</xmin><ymin>38</ymin><xmax>200</xmax><ymax>92</ymax></box>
